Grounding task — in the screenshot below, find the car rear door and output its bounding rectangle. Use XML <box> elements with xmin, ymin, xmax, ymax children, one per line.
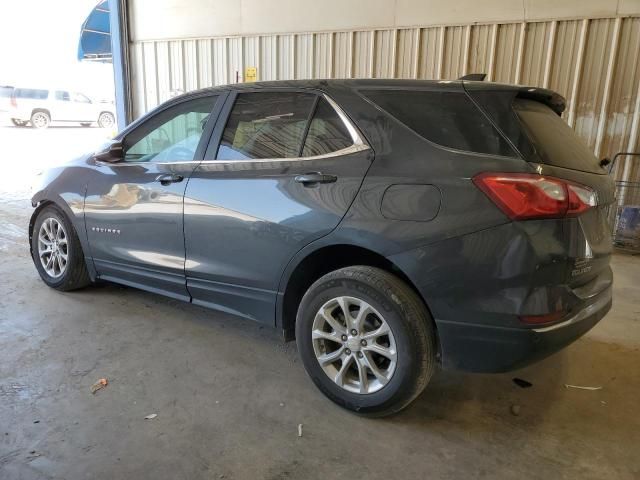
<box><xmin>84</xmin><ymin>92</ymin><xmax>225</xmax><ymax>300</ymax></box>
<box><xmin>183</xmin><ymin>89</ymin><xmax>372</xmax><ymax>324</ymax></box>
<box><xmin>53</xmin><ymin>91</ymin><xmax>73</xmax><ymax>121</ymax></box>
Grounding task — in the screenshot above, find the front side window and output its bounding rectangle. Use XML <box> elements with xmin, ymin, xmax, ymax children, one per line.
<box><xmin>55</xmin><ymin>91</ymin><xmax>70</xmax><ymax>101</ymax></box>
<box><xmin>362</xmin><ymin>89</ymin><xmax>516</xmax><ymax>157</ymax></box>
<box><xmin>217</xmin><ymin>92</ymin><xmax>316</xmax><ymax>160</ymax></box>
<box><xmin>124</xmin><ymin>95</ymin><xmax>217</xmax><ymax>163</ymax></box>
<box><xmin>302</xmin><ymin>97</ymin><xmax>353</xmax><ymax>156</ymax></box>
<box><xmin>72</xmin><ymin>92</ymin><xmax>92</xmax><ymax>103</ymax></box>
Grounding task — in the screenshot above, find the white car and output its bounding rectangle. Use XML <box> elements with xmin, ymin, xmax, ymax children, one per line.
<box><xmin>9</xmin><ymin>88</ymin><xmax>115</xmax><ymax>129</ymax></box>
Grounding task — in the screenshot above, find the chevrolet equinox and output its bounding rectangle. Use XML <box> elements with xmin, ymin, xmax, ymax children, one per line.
<box><xmin>30</xmin><ymin>80</ymin><xmax>613</xmax><ymax>416</ymax></box>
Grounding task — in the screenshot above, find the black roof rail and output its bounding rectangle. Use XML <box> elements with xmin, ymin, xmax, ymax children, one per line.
<box><xmin>458</xmin><ymin>73</ymin><xmax>487</xmax><ymax>81</ymax></box>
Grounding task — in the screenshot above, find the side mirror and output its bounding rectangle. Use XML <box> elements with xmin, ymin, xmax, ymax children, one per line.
<box><xmin>93</xmin><ymin>140</ymin><xmax>123</xmax><ymax>163</ymax></box>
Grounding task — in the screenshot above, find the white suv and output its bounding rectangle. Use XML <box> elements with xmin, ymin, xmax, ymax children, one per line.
<box><xmin>9</xmin><ymin>88</ymin><xmax>115</xmax><ymax>129</ymax></box>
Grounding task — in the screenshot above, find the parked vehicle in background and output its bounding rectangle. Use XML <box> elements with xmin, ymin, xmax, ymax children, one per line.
<box><xmin>0</xmin><ymin>85</ymin><xmax>14</xmax><ymax>120</ymax></box>
<box><xmin>28</xmin><ymin>79</ymin><xmax>614</xmax><ymax>416</ymax></box>
<box><xmin>9</xmin><ymin>88</ymin><xmax>115</xmax><ymax>129</ymax></box>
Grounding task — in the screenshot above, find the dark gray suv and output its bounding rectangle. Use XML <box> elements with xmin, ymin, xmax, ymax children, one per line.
<box><xmin>29</xmin><ymin>80</ymin><xmax>613</xmax><ymax>416</ymax></box>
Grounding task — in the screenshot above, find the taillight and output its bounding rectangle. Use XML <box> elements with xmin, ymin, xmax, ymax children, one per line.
<box><xmin>473</xmin><ymin>172</ymin><xmax>596</xmax><ymax>220</ymax></box>
<box><xmin>10</xmin><ymin>95</ymin><xmax>16</xmax><ymax>107</ymax></box>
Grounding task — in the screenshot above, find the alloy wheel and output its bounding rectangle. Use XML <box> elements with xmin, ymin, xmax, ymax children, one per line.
<box><xmin>98</xmin><ymin>112</ymin><xmax>114</xmax><ymax>128</ymax></box>
<box><xmin>312</xmin><ymin>296</ymin><xmax>398</xmax><ymax>394</ymax></box>
<box><xmin>38</xmin><ymin>217</ymin><xmax>68</xmax><ymax>278</ymax></box>
<box><xmin>32</xmin><ymin>112</ymin><xmax>49</xmax><ymax>128</ymax></box>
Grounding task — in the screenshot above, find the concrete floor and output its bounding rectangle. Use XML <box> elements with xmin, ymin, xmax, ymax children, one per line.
<box><xmin>1</xmin><ymin>125</ymin><xmax>640</xmax><ymax>479</ymax></box>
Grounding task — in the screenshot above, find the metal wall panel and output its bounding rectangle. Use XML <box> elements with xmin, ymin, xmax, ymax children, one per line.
<box><xmin>442</xmin><ymin>26</ymin><xmax>467</xmax><ymax>80</ymax></box>
<box><xmin>333</xmin><ymin>32</ymin><xmax>352</xmax><ymax>78</ymax></box>
<box><xmin>396</xmin><ymin>29</ymin><xmax>417</xmax><ymax>78</ymax></box>
<box><xmin>494</xmin><ymin>23</ymin><xmax>522</xmax><ymax>84</ymax></box>
<box><xmin>352</xmin><ymin>31</ymin><xmax>373</xmax><ymax>78</ymax></box>
<box><xmin>520</xmin><ymin>21</ymin><xmax>553</xmax><ymax>87</ymax></box>
<box><xmin>130</xmin><ymin>15</ymin><xmax>640</xmax><ymax>181</ymax></box>
<box><xmin>603</xmin><ymin>18</ymin><xmax>640</xmax><ymax>161</ymax></box>
<box><xmin>548</xmin><ymin>19</ymin><xmax>582</xmax><ymax>121</ymax></box>
<box><xmin>574</xmin><ymin>19</ymin><xmax>616</xmax><ymax>152</ymax></box>
<box><xmin>469</xmin><ymin>24</ymin><xmax>493</xmax><ymax>78</ymax></box>
<box><xmin>418</xmin><ymin>27</ymin><xmax>443</xmax><ymax>79</ymax></box>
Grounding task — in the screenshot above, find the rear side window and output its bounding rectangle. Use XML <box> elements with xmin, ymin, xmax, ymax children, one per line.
<box><xmin>362</xmin><ymin>89</ymin><xmax>516</xmax><ymax>157</ymax></box>
<box><xmin>513</xmin><ymin>99</ymin><xmax>603</xmax><ymax>174</ymax></box>
<box><xmin>217</xmin><ymin>92</ymin><xmax>316</xmax><ymax>160</ymax></box>
<box><xmin>15</xmin><ymin>88</ymin><xmax>48</xmax><ymax>99</ymax></box>
<box><xmin>302</xmin><ymin>97</ymin><xmax>353</xmax><ymax>156</ymax></box>
<box><xmin>0</xmin><ymin>87</ymin><xmax>13</xmax><ymax>98</ymax></box>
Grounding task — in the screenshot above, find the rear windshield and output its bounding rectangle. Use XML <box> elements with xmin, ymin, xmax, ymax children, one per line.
<box><xmin>15</xmin><ymin>88</ymin><xmax>48</xmax><ymax>100</ymax></box>
<box><xmin>361</xmin><ymin>90</ymin><xmax>517</xmax><ymax>157</ymax></box>
<box><xmin>513</xmin><ymin>99</ymin><xmax>603</xmax><ymax>174</ymax></box>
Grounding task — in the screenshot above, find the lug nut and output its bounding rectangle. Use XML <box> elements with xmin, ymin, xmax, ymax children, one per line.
<box><xmin>350</xmin><ymin>329</ymin><xmax>358</xmax><ymax>336</ymax></box>
<box><xmin>357</xmin><ymin>352</ymin><xmax>363</xmax><ymax>358</ymax></box>
<box><xmin>341</xmin><ymin>334</ymin><xmax>348</xmax><ymax>341</ymax></box>
<box><xmin>345</xmin><ymin>348</ymin><xmax>351</xmax><ymax>355</ymax></box>
<box><xmin>360</xmin><ymin>339</ymin><xmax>367</xmax><ymax>346</ymax></box>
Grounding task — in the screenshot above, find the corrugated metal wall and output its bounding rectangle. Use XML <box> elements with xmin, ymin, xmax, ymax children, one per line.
<box><xmin>129</xmin><ymin>16</ymin><xmax>640</xmax><ymax>181</ymax></box>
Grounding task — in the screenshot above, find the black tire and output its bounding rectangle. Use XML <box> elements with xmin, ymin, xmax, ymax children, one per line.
<box><xmin>11</xmin><ymin>118</ymin><xmax>27</xmax><ymax>127</ymax></box>
<box><xmin>30</xmin><ymin>110</ymin><xmax>50</xmax><ymax>129</ymax></box>
<box><xmin>296</xmin><ymin>266</ymin><xmax>436</xmax><ymax>417</ymax></box>
<box><xmin>31</xmin><ymin>205</ymin><xmax>91</xmax><ymax>291</ymax></box>
<box><xmin>80</xmin><ymin>122</ymin><xmax>92</xmax><ymax>127</ymax></box>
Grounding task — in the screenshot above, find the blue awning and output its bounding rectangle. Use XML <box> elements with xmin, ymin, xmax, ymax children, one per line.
<box><xmin>78</xmin><ymin>0</ymin><xmax>111</xmax><ymax>62</ymax></box>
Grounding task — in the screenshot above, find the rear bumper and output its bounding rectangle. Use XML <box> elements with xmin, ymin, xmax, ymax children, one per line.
<box><xmin>436</xmin><ymin>285</ymin><xmax>612</xmax><ymax>373</ymax></box>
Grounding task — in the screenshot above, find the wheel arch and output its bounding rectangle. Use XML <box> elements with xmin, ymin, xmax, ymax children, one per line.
<box><xmin>31</xmin><ymin>108</ymin><xmax>51</xmax><ymax>118</ymax></box>
<box><xmin>29</xmin><ymin>194</ymin><xmax>97</xmax><ymax>281</ymax></box>
<box><xmin>98</xmin><ymin>110</ymin><xmax>115</xmax><ymax>121</ymax></box>
<box><xmin>277</xmin><ymin>243</ymin><xmax>437</xmax><ymax>346</ymax></box>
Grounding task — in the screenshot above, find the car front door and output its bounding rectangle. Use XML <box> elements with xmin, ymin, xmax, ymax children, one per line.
<box><xmin>70</xmin><ymin>92</ymin><xmax>96</xmax><ymax>121</ymax></box>
<box><xmin>183</xmin><ymin>90</ymin><xmax>372</xmax><ymax>323</ymax></box>
<box><xmin>84</xmin><ymin>93</ymin><xmax>224</xmax><ymax>300</ymax></box>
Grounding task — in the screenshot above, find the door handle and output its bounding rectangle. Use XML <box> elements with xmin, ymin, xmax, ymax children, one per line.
<box><xmin>294</xmin><ymin>172</ymin><xmax>338</xmax><ymax>186</ymax></box>
<box><xmin>156</xmin><ymin>173</ymin><xmax>184</xmax><ymax>186</ymax></box>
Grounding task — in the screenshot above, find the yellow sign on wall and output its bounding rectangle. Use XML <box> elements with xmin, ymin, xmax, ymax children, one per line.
<box><xmin>245</xmin><ymin>66</ymin><xmax>257</xmax><ymax>82</ymax></box>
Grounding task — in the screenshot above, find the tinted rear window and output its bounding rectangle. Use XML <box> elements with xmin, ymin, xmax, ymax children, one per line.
<box><xmin>514</xmin><ymin>99</ymin><xmax>603</xmax><ymax>174</ymax></box>
<box><xmin>362</xmin><ymin>89</ymin><xmax>516</xmax><ymax>157</ymax></box>
<box><xmin>15</xmin><ymin>88</ymin><xmax>48</xmax><ymax>99</ymax></box>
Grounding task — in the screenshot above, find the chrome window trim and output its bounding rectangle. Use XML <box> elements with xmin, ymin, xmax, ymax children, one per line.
<box><xmin>99</xmin><ymin>93</ymin><xmax>369</xmax><ymax>167</ymax></box>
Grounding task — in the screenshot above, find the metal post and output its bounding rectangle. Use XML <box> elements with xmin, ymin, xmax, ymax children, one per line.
<box><xmin>108</xmin><ymin>0</ymin><xmax>131</xmax><ymax>128</ymax></box>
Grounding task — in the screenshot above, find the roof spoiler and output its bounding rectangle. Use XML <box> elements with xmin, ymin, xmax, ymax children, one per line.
<box><xmin>458</xmin><ymin>73</ymin><xmax>486</xmax><ymax>81</ymax></box>
<box><xmin>516</xmin><ymin>87</ymin><xmax>566</xmax><ymax>115</ymax></box>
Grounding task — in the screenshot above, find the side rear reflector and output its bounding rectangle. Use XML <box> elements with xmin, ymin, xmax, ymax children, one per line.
<box><xmin>519</xmin><ymin>311</ymin><xmax>566</xmax><ymax>325</ymax></box>
<box><xmin>473</xmin><ymin>172</ymin><xmax>596</xmax><ymax>220</ymax></box>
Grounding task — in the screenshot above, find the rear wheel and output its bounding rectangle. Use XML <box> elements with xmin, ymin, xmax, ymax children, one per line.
<box><xmin>31</xmin><ymin>205</ymin><xmax>91</xmax><ymax>291</ymax></box>
<box><xmin>296</xmin><ymin>266</ymin><xmax>436</xmax><ymax>417</ymax></box>
<box><xmin>97</xmin><ymin>112</ymin><xmax>115</xmax><ymax>129</ymax></box>
<box><xmin>30</xmin><ymin>111</ymin><xmax>50</xmax><ymax>129</ymax></box>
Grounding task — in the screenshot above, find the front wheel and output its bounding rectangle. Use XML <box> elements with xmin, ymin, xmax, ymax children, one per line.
<box><xmin>11</xmin><ymin>118</ymin><xmax>27</xmax><ymax>127</ymax></box>
<box><xmin>31</xmin><ymin>205</ymin><xmax>91</xmax><ymax>291</ymax></box>
<box><xmin>296</xmin><ymin>266</ymin><xmax>437</xmax><ymax>417</ymax></box>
